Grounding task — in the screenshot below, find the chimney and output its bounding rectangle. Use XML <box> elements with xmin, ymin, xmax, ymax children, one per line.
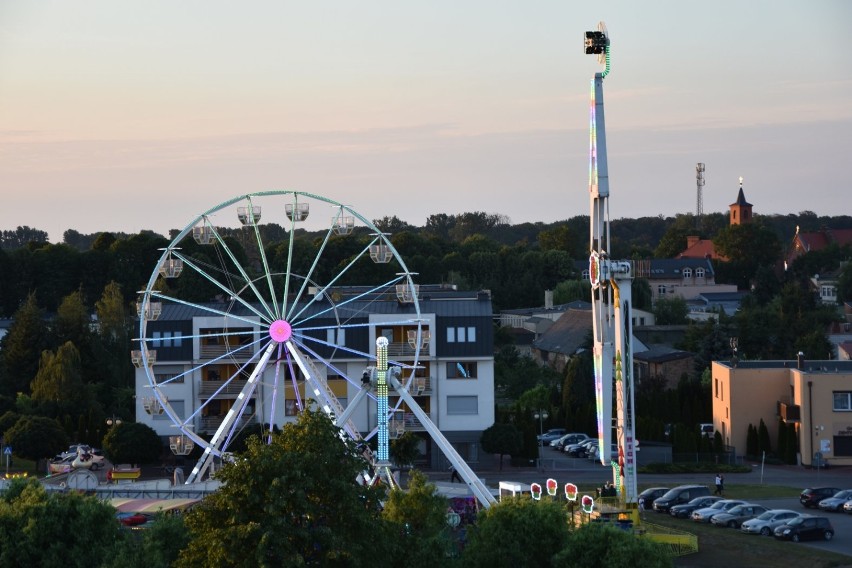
<box><xmin>687</xmin><ymin>236</ymin><xmax>700</xmax><ymax>249</ymax></box>
<box><xmin>797</xmin><ymin>351</ymin><xmax>805</xmax><ymax>370</ymax></box>
<box><xmin>545</xmin><ymin>290</ymin><xmax>554</xmax><ymax>309</ymax></box>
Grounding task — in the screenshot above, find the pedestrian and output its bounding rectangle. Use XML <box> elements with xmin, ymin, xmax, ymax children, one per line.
<box><xmin>714</xmin><ymin>473</ymin><xmax>723</xmax><ymax>495</ymax></box>
<box><xmin>449</xmin><ymin>464</ymin><xmax>461</xmax><ymax>483</ymax></box>
<box><xmin>719</xmin><ymin>473</ymin><xmax>725</xmax><ymax>494</ymax></box>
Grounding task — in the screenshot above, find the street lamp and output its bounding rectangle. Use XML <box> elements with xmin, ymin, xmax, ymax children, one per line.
<box><xmin>533</xmin><ymin>410</ymin><xmax>549</xmax><ymax>460</ymax></box>
<box><xmin>106</xmin><ymin>416</ymin><xmax>122</xmax><ymax>428</ymax></box>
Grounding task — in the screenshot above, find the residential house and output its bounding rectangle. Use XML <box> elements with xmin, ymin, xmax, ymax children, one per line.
<box><xmin>712</xmin><ymin>356</ymin><xmax>852</xmax><ymax>466</ymax></box>
<box><xmin>134</xmin><ymin>286</ymin><xmax>496</xmax><ymax>470</ymax></box>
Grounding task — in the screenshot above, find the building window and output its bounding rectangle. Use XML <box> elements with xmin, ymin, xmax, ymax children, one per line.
<box><xmin>696</xmin><ymin>267</ymin><xmax>705</xmax><ymax>278</ymax></box>
<box><xmin>285</xmin><ymin>399</ymin><xmax>298</xmax><ymax>416</ymax></box>
<box><xmin>154</xmin><ymin>400</ymin><xmax>183</xmax><ymax>420</ymax></box>
<box><xmin>447</xmin><ymin>362</ymin><xmax>477</xmax><ymax>379</ymax></box>
<box><xmin>833</xmin><ymin>392</ymin><xmax>852</xmax><ymax>411</ymax></box>
<box><xmin>657</xmin><ymin>285</ymin><xmax>667</xmax><ymax>295</ymax></box>
<box><xmin>326</xmin><ymin>328</ymin><xmax>346</xmax><ymax>346</ymax></box>
<box><xmin>447</xmin><ymin>326</ymin><xmax>476</xmax><ymax>343</ymax></box>
<box><xmin>682</xmin><ymin>268</ymin><xmax>692</xmax><ymax>279</ymax></box>
<box><xmin>582</xmin><ymin>269</ymin><xmax>590</xmax><ymax>280</ymax></box>
<box><xmin>153</xmin><ymin>331</ymin><xmax>183</xmax><ymax>348</ymax></box>
<box><xmin>447</xmin><ymin>395</ymin><xmax>478</xmax><ymax>415</ymax></box>
<box><xmin>715</xmin><ymin>378</ymin><xmax>719</xmax><ymax>398</ymax></box>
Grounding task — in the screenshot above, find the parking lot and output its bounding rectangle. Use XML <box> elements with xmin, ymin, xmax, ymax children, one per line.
<box><xmin>462</xmin><ymin>447</ymin><xmax>852</xmax><ymax>558</ymax></box>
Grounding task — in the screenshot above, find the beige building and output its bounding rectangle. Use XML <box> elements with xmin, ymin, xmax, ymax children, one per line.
<box><xmin>713</xmin><ymin>357</ymin><xmax>852</xmax><ymax>467</ymax></box>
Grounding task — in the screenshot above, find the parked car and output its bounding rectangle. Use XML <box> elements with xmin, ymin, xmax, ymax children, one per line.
<box><xmin>565</xmin><ymin>438</ymin><xmax>596</xmax><ymax>457</ymax></box>
<box><xmin>741</xmin><ymin>509</ymin><xmax>801</xmax><ymax>536</ymax></box>
<box><xmin>710</xmin><ymin>504</ymin><xmax>768</xmax><ymax>528</ymax></box>
<box><xmin>818</xmin><ymin>489</ymin><xmax>852</xmax><ymax>512</ymax></box>
<box><xmin>653</xmin><ymin>485</ymin><xmax>712</xmax><ymax>514</ymax></box>
<box><xmin>800</xmin><ymin>487</ymin><xmax>841</xmax><ymax>508</ymax></box>
<box><xmin>537</xmin><ymin>428</ymin><xmax>567</xmax><ymax>446</ymax></box>
<box><xmin>773</xmin><ymin>515</ymin><xmax>834</xmax><ymax>542</ymax></box>
<box><xmin>669</xmin><ymin>496</ymin><xmax>723</xmax><ymax>519</ymax></box>
<box><xmin>550</xmin><ymin>433</ymin><xmax>588</xmax><ymax>450</ymax></box>
<box><xmin>691</xmin><ymin>499</ymin><xmax>746</xmax><ymax>523</ymax></box>
<box><xmin>842</xmin><ymin>499</ymin><xmax>852</xmax><ymax>514</ymax></box>
<box><xmin>638</xmin><ymin>487</ymin><xmax>670</xmax><ymax>511</ymax></box>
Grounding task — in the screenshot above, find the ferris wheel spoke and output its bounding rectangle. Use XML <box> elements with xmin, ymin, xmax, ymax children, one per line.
<box><xmin>286</xmin><ymin>235</ymin><xmax>385</xmax><ymax>324</ymax></box>
<box><xmin>149</xmin><ymin>291</ymin><xmax>271</xmax><ymax>328</ymax></box>
<box><xmin>187</xmin><ymin>341</ymin><xmax>277</xmax><ymax>484</ymax></box>
<box><xmin>164</xmin><ymin>253</ymin><xmax>274</xmax><ymax>325</ymax></box>
<box><xmin>199</xmin><ymin>216</ymin><xmax>277</xmax><ymax>321</ymax></box>
<box><xmin>244</xmin><ymin>196</ymin><xmax>281</xmax><ymax>319</ymax></box>
<box><xmin>282</xmin><ymin>349</ymin><xmax>304</xmax><ymax>412</ymax></box>
<box><xmin>262</xmin><ymin>344</ymin><xmax>284</xmax><ymax>444</ymax></box>
<box><xmin>290</xmin><ymin>273</ymin><xmax>405</xmax><ymax>328</ymax></box>
<box><xmin>284</xmin><ymin>209</ymin><xmax>340</xmax><ymax>321</ymax></box>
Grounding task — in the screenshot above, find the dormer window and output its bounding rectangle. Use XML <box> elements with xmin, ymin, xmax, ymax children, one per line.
<box><xmin>682</xmin><ymin>268</ymin><xmax>692</xmax><ymax>279</ymax></box>
<box><xmin>696</xmin><ymin>267</ymin><xmax>705</xmax><ymax>278</ymax></box>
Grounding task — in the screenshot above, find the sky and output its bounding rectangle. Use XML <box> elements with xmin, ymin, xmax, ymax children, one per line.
<box><xmin>1</xmin><ymin>1</ymin><xmax>851</xmax><ymax>243</ymax></box>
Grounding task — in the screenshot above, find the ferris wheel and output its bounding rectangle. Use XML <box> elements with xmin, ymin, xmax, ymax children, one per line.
<box><xmin>133</xmin><ymin>191</ymin><xmax>424</xmax><ymax>484</ymax></box>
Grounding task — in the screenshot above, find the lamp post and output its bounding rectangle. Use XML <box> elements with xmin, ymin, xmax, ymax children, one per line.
<box><xmin>106</xmin><ymin>415</ymin><xmax>122</xmax><ymax>428</ymax></box>
<box><xmin>533</xmin><ymin>409</ymin><xmax>549</xmax><ymax>462</ymax></box>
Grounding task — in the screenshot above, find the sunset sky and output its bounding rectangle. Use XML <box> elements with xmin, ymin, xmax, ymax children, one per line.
<box><xmin>2</xmin><ymin>1</ymin><xmax>851</xmax><ymax>242</ymax></box>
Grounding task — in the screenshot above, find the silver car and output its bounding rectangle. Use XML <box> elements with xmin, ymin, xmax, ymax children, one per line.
<box><xmin>741</xmin><ymin>509</ymin><xmax>800</xmax><ymax>536</ymax></box>
<box><xmin>818</xmin><ymin>489</ymin><xmax>852</xmax><ymax>512</ymax></box>
<box><xmin>691</xmin><ymin>499</ymin><xmax>746</xmax><ymax>523</ymax></box>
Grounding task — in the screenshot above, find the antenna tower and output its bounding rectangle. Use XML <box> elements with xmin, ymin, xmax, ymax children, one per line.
<box><xmin>695</xmin><ymin>163</ymin><xmax>705</xmax><ymax>227</ymax></box>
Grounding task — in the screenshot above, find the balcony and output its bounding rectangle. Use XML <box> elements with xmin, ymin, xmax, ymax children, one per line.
<box><xmin>777</xmin><ymin>401</ymin><xmax>801</xmax><ymax>423</ymax></box>
<box><xmin>199</xmin><ymin>414</ymin><xmax>257</xmax><ymax>434</ymax></box>
<box><xmin>199</xmin><ymin>380</ymin><xmax>250</xmax><ymax>397</ymax></box>
<box><xmin>199</xmin><ymin>344</ymin><xmax>255</xmax><ymax>360</ymax></box>
<box><xmin>389</xmin><ymin>412</ymin><xmax>432</xmax><ymax>437</ymax></box>
<box><xmin>386</xmin><ymin>342</ymin><xmax>427</xmax><ymax>358</ymax></box>
<box><xmin>410</xmin><ymin>377</ymin><xmax>433</xmax><ymax>395</ymax></box>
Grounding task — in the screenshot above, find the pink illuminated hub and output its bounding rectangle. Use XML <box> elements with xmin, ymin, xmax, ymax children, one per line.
<box><xmin>269</xmin><ymin>320</ymin><xmax>292</xmax><ymax>343</ymax></box>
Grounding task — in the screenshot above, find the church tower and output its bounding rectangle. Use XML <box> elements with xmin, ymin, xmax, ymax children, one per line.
<box><xmin>729</xmin><ymin>176</ymin><xmax>753</xmax><ymax>226</ymax></box>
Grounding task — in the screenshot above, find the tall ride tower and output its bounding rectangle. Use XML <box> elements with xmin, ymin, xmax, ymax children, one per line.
<box><xmin>584</xmin><ymin>22</ymin><xmax>638</xmax><ymax>505</ymax></box>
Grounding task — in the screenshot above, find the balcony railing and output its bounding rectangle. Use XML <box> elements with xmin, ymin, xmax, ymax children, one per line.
<box><xmin>387</xmin><ymin>342</ymin><xmax>425</xmax><ymax>358</ymax></box>
<box><xmin>199</xmin><ymin>344</ymin><xmax>255</xmax><ymax>360</ymax></box>
<box><xmin>389</xmin><ymin>412</ymin><xmax>432</xmax><ymax>437</ymax></box>
<box><xmin>199</xmin><ymin>414</ymin><xmax>257</xmax><ymax>434</ymax></box>
<box><xmin>410</xmin><ymin>377</ymin><xmax>433</xmax><ymax>395</ymax></box>
<box><xmin>199</xmin><ymin>380</ymin><xmax>249</xmax><ymax>397</ymax></box>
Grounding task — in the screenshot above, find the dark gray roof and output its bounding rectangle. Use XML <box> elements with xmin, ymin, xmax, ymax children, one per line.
<box><xmin>501</xmin><ymin>300</ymin><xmax>592</xmax><ymax>316</ymax></box>
<box><xmin>532</xmin><ymin>307</ymin><xmax>592</xmax><ymax>355</ymax></box>
<box><xmin>573</xmin><ymin>259</ymin><xmax>715</xmax><ymax>280</ymax></box>
<box><xmin>633</xmin><ymin>346</ymin><xmax>694</xmax><ymax>364</ymax></box>
<box><xmin>720</xmin><ymin>360</ymin><xmax>852</xmax><ymax>372</ymax></box>
<box><xmin>153</xmin><ymin>293</ymin><xmax>493</xmax><ymax>322</ymax></box>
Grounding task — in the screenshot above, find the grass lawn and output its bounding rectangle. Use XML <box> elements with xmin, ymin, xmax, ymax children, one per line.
<box><xmin>646</xmin><ymin>513</ymin><xmax>852</xmax><ymax>568</ymax></box>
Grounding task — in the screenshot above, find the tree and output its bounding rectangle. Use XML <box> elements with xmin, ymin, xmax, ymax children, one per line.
<box><xmin>713</xmin><ymin>223</ymin><xmax>782</xmax><ymax>289</ymax></box>
<box><xmin>0</xmin><ymin>478</ymin><xmax>126</xmax><ymax>567</ymax></box>
<box><xmin>553</xmin><ymin>522</ymin><xmax>673</xmax><ymax>568</ymax></box>
<box><xmin>381</xmin><ymin>470</ymin><xmax>453</xmax><ymax>565</ymax></box>
<box><xmin>176</xmin><ymin>409</ymin><xmax>386</xmax><ymax>567</ymax></box>
<box><xmin>462</xmin><ymin>497</ymin><xmax>569</xmax><ymax>567</ymax></box>
<box><xmin>108</xmin><ymin>513</ymin><xmax>190</xmax><ymax>568</ymax></box>
<box><xmin>757</xmin><ymin>418</ymin><xmax>771</xmax><ymax>456</ymax></box>
<box><xmin>0</xmin><ymin>293</ymin><xmax>49</xmax><ymax>398</ymax></box>
<box><xmin>390</xmin><ymin>431</ymin><xmax>421</xmax><ymax>469</ymax></box>
<box><xmin>102</xmin><ymin>422</ymin><xmax>164</xmax><ymax>465</ymax></box>
<box><xmin>3</xmin><ymin>415</ymin><xmax>68</xmax><ymax>463</ymax></box>
<box><xmin>653</xmin><ymin>296</ymin><xmax>689</xmax><ymax>325</ymax></box>
<box><xmin>30</xmin><ymin>341</ymin><xmax>90</xmax><ymax>417</ymax></box>
<box><xmin>480</xmin><ymin>422</ymin><xmax>523</xmax><ymax>470</ymax></box>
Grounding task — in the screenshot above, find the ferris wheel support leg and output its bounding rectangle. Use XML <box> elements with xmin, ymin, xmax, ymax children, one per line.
<box><xmin>387</xmin><ymin>373</ymin><xmax>497</xmax><ymax>509</ymax></box>
<box><xmin>334</xmin><ymin>384</ymin><xmax>372</xmax><ymax>429</ymax></box>
<box><xmin>186</xmin><ymin>342</ymin><xmax>277</xmax><ymax>484</ymax></box>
